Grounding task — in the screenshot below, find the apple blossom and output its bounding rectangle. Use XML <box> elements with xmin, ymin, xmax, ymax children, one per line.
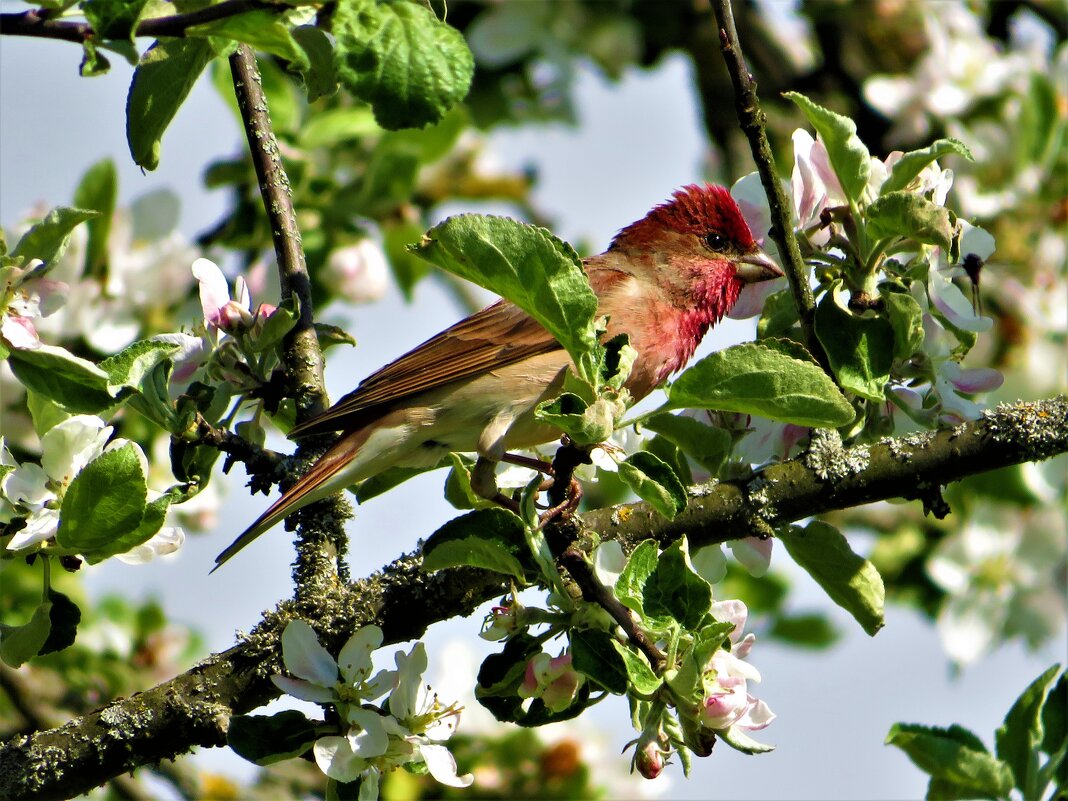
<box><xmin>519</xmin><ymin>652</ymin><xmax>583</xmax><ymax>713</ymax></box>
<box><xmin>324</xmin><ymin>239</ymin><xmax>390</xmax><ymax>305</ymax></box>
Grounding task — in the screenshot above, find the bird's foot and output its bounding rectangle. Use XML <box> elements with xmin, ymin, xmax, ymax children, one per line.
<box><xmin>538</xmin><ymin>478</ymin><xmax>582</xmax><ymax>528</ymax></box>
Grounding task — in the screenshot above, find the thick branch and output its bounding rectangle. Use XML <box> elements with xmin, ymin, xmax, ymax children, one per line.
<box><xmin>2</xmin><ymin>396</ymin><xmax>1065</xmax><ymax>800</ymax></box>
<box><xmin>710</xmin><ymin>0</ymin><xmax>827</xmax><ymax>369</ymax></box>
<box><xmin>0</xmin><ymin>1</ymin><xmax>279</xmax><ymax>44</ymax></box>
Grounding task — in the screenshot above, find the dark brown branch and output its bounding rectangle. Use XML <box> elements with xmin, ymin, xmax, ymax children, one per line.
<box><xmin>710</xmin><ymin>0</ymin><xmax>827</xmax><ymax>370</ymax></box>
<box><xmin>0</xmin><ymin>0</ymin><xmax>280</xmax><ymax>44</ymax></box>
<box><xmin>2</xmin><ymin>396</ymin><xmax>1065</xmax><ymax>800</ymax></box>
<box><xmin>228</xmin><ymin>45</ymin><xmax>338</xmax><ymax>593</ymax></box>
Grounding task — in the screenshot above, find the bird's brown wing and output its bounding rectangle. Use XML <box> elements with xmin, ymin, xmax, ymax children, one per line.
<box><xmin>289</xmin><ymin>299</ymin><xmax>564</xmax><ymax>438</ymax></box>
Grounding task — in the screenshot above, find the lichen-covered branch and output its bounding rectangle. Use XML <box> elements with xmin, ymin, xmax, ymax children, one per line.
<box><xmin>228</xmin><ymin>45</ymin><xmax>341</xmax><ymax>593</ymax></box>
<box><xmin>2</xmin><ymin>396</ymin><xmax>1065</xmax><ymax>800</ymax></box>
<box><xmin>0</xmin><ymin>1</ymin><xmax>279</xmax><ymax>44</ymax></box>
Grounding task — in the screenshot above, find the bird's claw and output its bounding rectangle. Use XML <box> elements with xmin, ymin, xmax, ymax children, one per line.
<box><xmin>538</xmin><ymin>478</ymin><xmax>582</xmax><ymax>528</ymax></box>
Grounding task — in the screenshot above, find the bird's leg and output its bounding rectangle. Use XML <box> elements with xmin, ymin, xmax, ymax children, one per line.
<box><xmin>538</xmin><ymin>478</ymin><xmax>582</xmax><ymax>527</ymax></box>
<box><xmin>538</xmin><ymin>437</ymin><xmax>589</xmax><ymax>526</ymax></box>
<box><xmin>470</xmin><ymin>455</ymin><xmax>520</xmax><ymax>513</ymax></box>
<box><xmin>500</xmin><ymin>452</ymin><xmax>555</xmax><ymax>493</ymax></box>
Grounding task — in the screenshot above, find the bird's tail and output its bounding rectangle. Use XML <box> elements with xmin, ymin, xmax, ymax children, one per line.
<box><xmin>211</xmin><ymin>429</ymin><xmax>366</xmax><ymax>572</ymax></box>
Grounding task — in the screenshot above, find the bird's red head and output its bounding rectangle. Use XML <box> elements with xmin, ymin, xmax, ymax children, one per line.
<box><xmin>610</xmin><ymin>183</ymin><xmax>757</xmax><ymax>253</ymax></box>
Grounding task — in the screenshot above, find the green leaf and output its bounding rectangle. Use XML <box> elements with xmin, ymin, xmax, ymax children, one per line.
<box><xmin>292</xmin><ymin>25</ymin><xmax>337</xmax><ymax>102</ymax></box>
<box><xmin>83</xmin><ymin>0</ymin><xmax>150</xmax><ymax>42</ymax></box>
<box><xmin>248</xmin><ymin>296</ymin><xmax>299</xmax><ymax>353</ymax></box>
<box><xmin>83</xmin><ymin>491</ymin><xmax>172</xmax><ymax>565</ymax></box>
<box><xmin>785</xmin><ymin>92</ymin><xmax>871</xmax><ymax>202</ymax></box>
<box><xmin>348</xmin><ymin>141</ymin><xmax>421</xmax><ymax>217</ymax></box>
<box><xmin>72</xmin><ymin>159</ymin><xmax>117</xmax><ymax>279</ymax></box>
<box><xmin>615</xmin><ymin>539</ymin><xmax>658</xmax><ymax>617</ymax></box>
<box><xmin>814</xmin><ymin>291</ymin><xmax>894</xmax><ymax>401</ymax></box>
<box><xmin>780</xmin><ymin>522</ymin><xmax>884</xmax><ymax>635</ymax></box>
<box><xmin>571</xmin><ymin>628</ymin><xmax>628</xmax><ymax>695</ymax></box>
<box><xmin>719</xmin><ymin>724</ymin><xmax>775</xmax><ymax>754</ymax></box>
<box><xmin>334</xmin><ymin>0</ymin><xmax>474</xmax><ymax>130</ymax></box>
<box><xmin>26</xmin><ymin>389</ymin><xmax>71</xmax><ymax>436</ymax></box>
<box><xmin>228</xmin><ymin>711</ymin><xmax>317</xmax><ymax>766</ymax></box>
<box><xmin>881</xmin><ymin>139</ymin><xmax>973</xmax><ymax>195</ymax></box>
<box><xmin>883</xmin><ymin>289</ymin><xmax>926</xmax><ymax>359</ymax></box>
<box><xmin>58</xmin><ymin>443</ymin><xmax>147</xmax><ymax>553</ymax></box>
<box><xmin>535</xmin><ymin>394</ymin><xmax>619</xmax><ymax>446</ymax></box>
<box><xmin>443</xmin><ymin>453</ymin><xmax>495</xmax><ymax>511</ymax></box>
<box><xmin>383</xmin><ymin>219</ymin><xmax>430</xmax><ymax>300</ymax></box>
<box><xmin>422</xmin><ymin>508</ymin><xmax>534</xmax><ymax>582</ymax></box>
<box><xmin>39</xmin><ymin>588</ymin><xmax>81</xmax><ymax>655</ymax></box>
<box><xmin>7</xmin><ymin>344</ymin><xmax>115</xmax><ymax>414</ymax></box>
<box><xmin>411</xmin><ymin>214</ymin><xmax>598</xmax><ymax>382</ymax></box>
<box><xmin>644</xmin><ymin>413</ymin><xmax>731</xmax><ymax>474</ymax></box>
<box><xmin>189</xmin><ymin>10</ymin><xmax>309</xmax><ymax>73</ymax></box>
<box><xmin>1041</xmin><ymin>671</ymin><xmax>1066</xmax><ymax>760</ymax></box>
<box><xmin>299</xmin><ymin>106</ymin><xmax>380</xmax><ymax>149</ymax></box>
<box><xmin>617</xmin><ymin>451</ymin><xmax>686</xmax><ymax>520</ymax></box>
<box><xmin>0</xmin><ymin>601</ymin><xmax>53</xmax><ymax>668</ymax></box>
<box><xmin>757</xmin><ymin>287</ymin><xmax>800</xmax><ymax>340</ymax></box>
<box><xmin>99</xmin><ymin>338</ymin><xmax>182</xmax><ymax>395</ymax></box>
<box><xmin>314</xmin><ymin>323</ymin><xmax>357</xmax><ymax>352</ymax></box>
<box><xmin>867</xmin><ymin>191</ymin><xmax>954</xmax><ymax>250</ymax></box>
<box><xmin>127</xmin><ymin>38</ymin><xmax>222</xmax><ymax>170</ymax></box>
<box><xmin>666</xmin><ymin>341</ymin><xmax>855</xmax><ymax>427</ymax></box>
<box><xmin>643</xmin><ymin>538</ymin><xmax>712</xmax><ymax>629</ymax></box>
<box><xmin>766</xmin><ymin>610</ymin><xmax>840</xmax><ymax>649</ymax></box>
<box><xmin>887</xmin><ymin>723</ymin><xmax>1014</xmax><ymax>796</ymax></box>
<box><xmin>996</xmin><ymin>664</ymin><xmax>1063</xmax><ymax>794</ymax></box>
<box><xmin>354</xmin><ymin>459</ymin><xmax>448</xmax><ymax>502</ymax></box>
<box><xmin>80</xmin><ymin>39</ymin><xmax>111</xmax><ymax>77</ymax></box>
<box><xmin>610</xmin><ymin>640</ymin><xmax>662</xmax><ymax>696</ymax></box>
<box><xmin>10</xmin><ymin>206</ymin><xmax>98</xmax><ymax>269</ymax></box>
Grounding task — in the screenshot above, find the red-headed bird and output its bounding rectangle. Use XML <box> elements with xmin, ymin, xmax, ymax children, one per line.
<box><xmin>214</xmin><ymin>184</ymin><xmax>781</xmax><ymax>570</ymax></box>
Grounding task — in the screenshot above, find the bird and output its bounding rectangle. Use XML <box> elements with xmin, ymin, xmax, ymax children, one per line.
<box><xmin>213</xmin><ymin>184</ymin><xmax>782</xmax><ymax>570</ymax></box>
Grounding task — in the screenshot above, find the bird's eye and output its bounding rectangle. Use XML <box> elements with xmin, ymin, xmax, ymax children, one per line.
<box><xmin>704</xmin><ymin>232</ymin><xmax>727</xmax><ymax>250</ymax></box>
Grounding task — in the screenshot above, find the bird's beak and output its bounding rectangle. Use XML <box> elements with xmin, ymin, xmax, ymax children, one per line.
<box><xmin>735</xmin><ymin>248</ymin><xmax>784</xmax><ymax>283</ymax></box>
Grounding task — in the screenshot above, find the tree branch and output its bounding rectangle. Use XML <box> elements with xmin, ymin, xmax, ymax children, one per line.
<box><xmin>0</xmin><ymin>1</ymin><xmax>281</xmax><ymax>44</ymax></box>
<box><xmin>710</xmin><ymin>0</ymin><xmax>828</xmax><ymax>370</ymax></box>
<box><xmin>228</xmin><ymin>45</ymin><xmax>340</xmax><ymax>594</ymax></box>
<box><xmin>3</xmin><ymin>396</ymin><xmax>1064</xmax><ymax>801</ymax></box>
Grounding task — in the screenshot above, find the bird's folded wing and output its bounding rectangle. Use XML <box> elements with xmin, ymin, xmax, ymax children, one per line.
<box><xmin>289</xmin><ymin>299</ymin><xmax>564</xmax><ymax>437</ymax></box>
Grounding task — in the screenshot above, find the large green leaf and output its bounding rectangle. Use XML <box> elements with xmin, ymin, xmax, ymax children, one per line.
<box><xmin>334</xmin><ymin>0</ymin><xmax>474</xmax><ymax>130</ymax></box>
<box><xmin>779</xmin><ymin>521</ymin><xmax>885</xmax><ymax>636</ymax></box>
<box><xmin>666</xmin><ymin>341</ymin><xmax>855</xmax><ymax>427</ymax></box>
<box><xmin>785</xmin><ymin>92</ymin><xmax>871</xmax><ymax>202</ymax></box>
<box><xmin>127</xmin><ymin>38</ymin><xmax>223</xmax><ymax>170</ymax></box>
<box><xmin>881</xmin><ymin>139</ymin><xmax>973</xmax><ymax>195</ymax></box>
<box><xmin>996</xmin><ymin>665</ymin><xmax>1063</xmax><ymax>795</ymax></box>
<box><xmin>422</xmin><ymin>508</ymin><xmax>534</xmax><ymax>582</ymax></box>
<box><xmin>7</xmin><ymin>344</ymin><xmax>115</xmax><ymax>414</ymax></box>
<box><xmin>189</xmin><ymin>10</ymin><xmax>309</xmax><ymax>73</ymax></box>
<box><xmin>411</xmin><ymin>214</ymin><xmax>598</xmax><ymax>382</ymax></box>
<box><xmin>57</xmin><ymin>443</ymin><xmax>147</xmax><ymax>553</ymax></box>
<box><xmin>867</xmin><ymin>191</ymin><xmax>953</xmax><ymax>250</ymax></box>
<box><xmin>887</xmin><ymin>723</ymin><xmax>1014</xmax><ymax>797</ymax></box>
<box><xmin>813</xmin><ymin>291</ymin><xmax>894</xmax><ymax>401</ymax></box>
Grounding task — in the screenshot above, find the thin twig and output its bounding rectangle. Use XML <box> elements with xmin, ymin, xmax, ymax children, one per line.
<box><xmin>710</xmin><ymin>0</ymin><xmax>828</xmax><ymax>370</ymax></box>
<box><xmin>229</xmin><ymin>45</ymin><xmax>341</xmax><ymax>592</ymax></box>
<box><xmin>0</xmin><ymin>0</ymin><xmax>280</xmax><ymax>44</ymax></box>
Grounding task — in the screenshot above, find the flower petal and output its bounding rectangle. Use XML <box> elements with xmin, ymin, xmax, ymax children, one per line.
<box><xmin>338</xmin><ymin>625</ymin><xmax>384</xmax><ymax>686</ymax></box>
<box><xmin>313</xmin><ymin>735</ymin><xmax>367</xmax><ymax>783</ymax></box>
<box><xmin>419</xmin><ymin>743</ymin><xmax>474</xmax><ymax>788</ymax></box>
<box><xmin>270</xmin><ymin>675</ymin><xmax>338</xmax><ymax>703</ymax></box>
<box><xmin>280</xmin><ymin>620</ymin><xmax>338</xmax><ymax>686</ymax></box>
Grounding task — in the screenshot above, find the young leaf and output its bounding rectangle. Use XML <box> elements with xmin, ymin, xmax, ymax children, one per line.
<box><xmin>57</xmin><ymin>443</ymin><xmax>148</xmax><ymax>553</ymax></box>
<box><xmin>995</xmin><ymin>664</ymin><xmax>1063</xmax><ymax>794</ymax></box>
<box><xmin>779</xmin><ymin>521</ymin><xmax>885</xmax><ymax>636</ymax></box>
<box><xmin>422</xmin><ymin>508</ymin><xmax>534</xmax><ymax>582</ymax></box>
<box><xmin>127</xmin><ymin>38</ymin><xmax>224</xmax><ymax>170</ymax></box>
<box><xmin>188</xmin><ymin>11</ymin><xmax>310</xmax><ymax>73</ymax></box>
<box><xmin>617</xmin><ymin>451</ymin><xmax>687</xmax><ymax>520</ymax></box>
<box><xmin>536</xmin><ymin>394</ymin><xmax>618</xmax><ymax>446</ymax></box>
<box><xmin>571</xmin><ymin>628</ymin><xmax>628</xmax><ymax>695</ymax></box>
<box><xmin>228</xmin><ymin>711</ymin><xmax>318</xmax><ymax>766</ymax></box>
<box><xmin>83</xmin><ymin>0</ymin><xmax>150</xmax><ymax>42</ymax></box>
<box><xmin>666</xmin><ymin>341</ymin><xmax>855</xmax><ymax>427</ymax></box>
<box><xmin>0</xmin><ymin>601</ymin><xmax>53</xmax><ymax>668</ymax></box>
<box><xmin>785</xmin><ymin>92</ymin><xmax>871</xmax><ymax>202</ymax></box>
<box><xmin>814</xmin><ymin>291</ymin><xmax>894</xmax><ymax>401</ymax></box>
<box><xmin>610</xmin><ymin>640</ymin><xmax>662</xmax><ymax>696</ymax></box>
<box><xmin>292</xmin><ymin>25</ymin><xmax>337</xmax><ymax>102</ymax></box>
<box><xmin>615</xmin><ymin>539</ymin><xmax>659</xmax><ymax>616</ymax></box>
<box><xmin>72</xmin><ymin>159</ymin><xmax>117</xmax><ymax>279</ymax></box>
<box><xmin>10</xmin><ymin>207</ymin><xmax>98</xmax><ymax>269</ymax></box>
<box><xmin>411</xmin><ymin>214</ymin><xmax>598</xmax><ymax>382</ymax></box>
<box><xmin>83</xmin><ymin>491</ymin><xmax>172</xmax><ymax>565</ymax></box>
<box><xmin>333</xmin><ymin>0</ymin><xmax>474</xmax><ymax>130</ymax></box>
<box><xmin>867</xmin><ymin>191</ymin><xmax>954</xmax><ymax>250</ymax></box>
<box><xmin>7</xmin><ymin>344</ymin><xmax>115</xmax><ymax>414</ymax></box>
<box><xmin>99</xmin><ymin>339</ymin><xmax>182</xmax><ymax>395</ymax></box>
<box><xmin>643</xmin><ymin>538</ymin><xmax>712</xmax><ymax>630</ymax></box>
<box><xmin>719</xmin><ymin>724</ymin><xmax>775</xmax><ymax>754</ymax></box>
<box><xmin>881</xmin><ymin>139</ymin><xmax>973</xmax><ymax>196</ymax></box>
<box><xmin>882</xmin><ymin>289</ymin><xmax>926</xmax><ymax>359</ymax></box>
<box><xmin>886</xmin><ymin>723</ymin><xmax>1014</xmax><ymax>797</ymax></box>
